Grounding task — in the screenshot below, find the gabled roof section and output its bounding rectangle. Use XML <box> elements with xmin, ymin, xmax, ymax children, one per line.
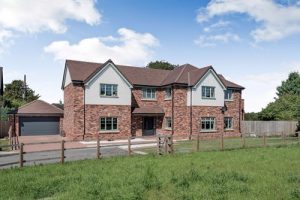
<box><xmin>63</xmin><ymin>59</ymin><xmax>244</xmax><ymax>89</ymax></box>
<box><xmin>11</xmin><ymin>100</ymin><xmax>63</xmax><ymax>116</ymax></box>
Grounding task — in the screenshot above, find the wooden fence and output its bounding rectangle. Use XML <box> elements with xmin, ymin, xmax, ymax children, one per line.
<box><xmin>241</xmin><ymin>121</ymin><xmax>298</xmax><ymax>136</ymax></box>
<box><xmin>0</xmin><ymin>121</ymin><xmax>9</xmax><ymax>138</ymax></box>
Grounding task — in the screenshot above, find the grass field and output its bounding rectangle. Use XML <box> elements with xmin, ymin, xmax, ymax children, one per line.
<box><xmin>0</xmin><ymin>138</ymin><xmax>9</xmax><ymax>151</ymax></box>
<box><xmin>0</xmin><ymin>145</ymin><xmax>299</xmax><ymax>199</ymax></box>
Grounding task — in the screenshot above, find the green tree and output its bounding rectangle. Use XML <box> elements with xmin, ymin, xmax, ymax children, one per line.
<box><xmin>258</xmin><ymin>95</ymin><xmax>298</xmax><ymax>121</ymax></box>
<box><xmin>146</xmin><ymin>60</ymin><xmax>178</xmax><ymax>70</ymax></box>
<box><xmin>276</xmin><ymin>72</ymin><xmax>300</xmax><ymax>97</ymax></box>
<box><xmin>1</xmin><ymin>80</ymin><xmax>40</xmax><ymax>108</ymax></box>
<box><xmin>244</xmin><ymin>112</ymin><xmax>260</xmax><ymax>120</ymax></box>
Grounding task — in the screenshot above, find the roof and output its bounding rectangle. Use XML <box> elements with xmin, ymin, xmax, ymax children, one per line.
<box><xmin>132</xmin><ymin>106</ymin><xmax>164</xmax><ymax>115</ymax></box>
<box><xmin>64</xmin><ymin>59</ymin><xmax>244</xmax><ymax>89</ymax></box>
<box><xmin>10</xmin><ymin>100</ymin><xmax>64</xmax><ymax>116</ymax></box>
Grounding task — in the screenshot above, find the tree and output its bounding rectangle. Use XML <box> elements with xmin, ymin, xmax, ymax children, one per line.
<box><xmin>1</xmin><ymin>80</ymin><xmax>40</xmax><ymax>108</ymax></box>
<box><xmin>244</xmin><ymin>112</ymin><xmax>260</xmax><ymax>121</ymax></box>
<box><xmin>146</xmin><ymin>60</ymin><xmax>178</xmax><ymax>70</ymax></box>
<box><xmin>276</xmin><ymin>72</ymin><xmax>300</xmax><ymax>97</ymax></box>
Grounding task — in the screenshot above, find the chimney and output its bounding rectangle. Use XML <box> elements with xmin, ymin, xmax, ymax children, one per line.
<box><xmin>0</xmin><ymin>67</ymin><xmax>3</xmax><ymax>96</ymax></box>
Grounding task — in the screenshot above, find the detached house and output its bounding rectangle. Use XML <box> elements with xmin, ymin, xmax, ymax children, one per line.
<box><xmin>62</xmin><ymin>59</ymin><xmax>244</xmax><ymax>140</ymax></box>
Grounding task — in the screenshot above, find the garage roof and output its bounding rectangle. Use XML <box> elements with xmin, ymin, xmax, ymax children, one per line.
<box><xmin>9</xmin><ymin>100</ymin><xmax>64</xmax><ymax>116</ymax></box>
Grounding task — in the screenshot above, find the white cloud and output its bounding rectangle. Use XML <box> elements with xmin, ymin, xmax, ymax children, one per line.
<box><xmin>0</xmin><ymin>0</ymin><xmax>101</xmax><ymax>53</ymax></box>
<box><xmin>194</xmin><ymin>32</ymin><xmax>240</xmax><ymax>47</ymax></box>
<box><xmin>203</xmin><ymin>20</ymin><xmax>231</xmax><ymax>32</ymax></box>
<box><xmin>44</xmin><ymin>28</ymin><xmax>159</xmax><ymax>66</ymax></box>
<box><xmin>0</xmin><ymin>0</ymin><xmax>100</xmax><ymax>33</ymax></box>
<box><xmin>197</xmin><ymin>0</ymin><xmax>300</xmax><ymax>42</ymax></box>
<box><xmin>234</xmin><ymin>62</ymin><xmax>300</xmax><ymax>112</ymax></box>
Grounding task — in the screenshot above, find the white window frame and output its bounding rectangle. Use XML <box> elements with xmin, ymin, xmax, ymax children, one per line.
<box><xmin>224</xmin><ymin>117</ymin><xmax>233</xmax><ymax>130</ymax></box>
<box><xmin>165</xmin><ymin>87</ymin><xmax>172</xmax><ymax>100</ymax></box>
<box><xmin>100</xmin><ymin>117</ymin><xmax>118</xmax><ymax>132</ymax></box>
<box><xmin>201</xmin><ymin>117</ymin><xmax>216</xmax><ymax>132</ymax></box>
<box><xmin>165</xmin><ymin>117</ymin><xmax>172</xmax><ymax>130</ymax></box>
<box><xmin>100</xmin><ymin>84</ymin><xmax>118</xmax><ymax>97</ymax></box>
<box><xmin>142</xmin><ymin>87</ymin><xmax>156</xmax><ymax>100</ymax></box>
<box><xmin>202</xmin><ymin>86</ymin><xmax>215</xmax><ymax>99</ymax></box>
<box><xmin>224</xmin><ymin>89</ymin><xmax>233</xmax><ymax>101</ymax></box>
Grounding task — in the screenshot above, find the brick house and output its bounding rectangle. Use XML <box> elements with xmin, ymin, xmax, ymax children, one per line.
<box><xmin>62</xmin><ymin>59</ymin><xmax>244</xmax><ymax>140</ymax></box>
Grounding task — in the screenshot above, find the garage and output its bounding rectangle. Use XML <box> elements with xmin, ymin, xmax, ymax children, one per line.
<box><xmin>9</xmin><ymin>100</ymin><xmax>63</xmax><ymax>136</ymax></box>
<box><xmin>19</xmin><ymin>117</ymin><xmax>60</xmax><ymax>136</ymax></box>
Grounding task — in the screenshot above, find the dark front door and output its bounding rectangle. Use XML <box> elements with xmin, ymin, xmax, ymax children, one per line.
<box><xmin>19</xmin><ymin>117</ymin><xmax>60</xmax><ymax>136</ymax></box>
<box><xmin>143</xmin><ymin>117</ymin><xmax>155</xmax><ymax>136</ymax></box>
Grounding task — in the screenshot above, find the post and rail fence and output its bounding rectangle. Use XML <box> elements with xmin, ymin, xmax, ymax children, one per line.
<box><xmin>0</xmin><ymin>131</ymin><xmax>299</xmax><ymax>169</ymax></box>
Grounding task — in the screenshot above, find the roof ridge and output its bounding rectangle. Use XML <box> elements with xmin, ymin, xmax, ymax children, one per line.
<box><xmin>18</xmin><ymin>99</ymin><xmax>39</xmax><ymax>109</ymax></box>
<box><xmin>41</xmin><ymin>99</ymin><xmax>64</xmax><ymax>111</ymax></box>
<box><xmin>174</xmin><ymin>65</ymin><xmax>187</xmax><ymax>83</ymax></box>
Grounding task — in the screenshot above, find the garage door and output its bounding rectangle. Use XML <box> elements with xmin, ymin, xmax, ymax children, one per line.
<box><xmin>19</xmin><ymin>117</ymin><xmax>60</xmax><ymax>136</ymax></box>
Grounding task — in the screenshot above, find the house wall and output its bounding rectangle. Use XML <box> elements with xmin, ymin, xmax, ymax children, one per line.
<box><xmin>64</xmin><ymin>67</ymin><xmax>72</xmax><ymax>88</ymax></box>
<box><xmin>85</xmin><ymin>63</ymin><xmax>132</xmax><ymax>105</ymax></box>
<box><xmin>187</xmin><ymin>70</ymin><xmax>225</xmax><ymax>107</ymax></box>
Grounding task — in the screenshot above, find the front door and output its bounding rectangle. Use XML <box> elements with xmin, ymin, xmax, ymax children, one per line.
<box><xmin>143</xmin><ymin>117</ymin><xmax>155</xmax><ymax>136</ymax></box>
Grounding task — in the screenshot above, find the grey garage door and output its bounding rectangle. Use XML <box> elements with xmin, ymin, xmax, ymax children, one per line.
<box><xmin>19</xmin><ymin>117</ymin><xmax>60</xmax><ymax>136</ymax></box>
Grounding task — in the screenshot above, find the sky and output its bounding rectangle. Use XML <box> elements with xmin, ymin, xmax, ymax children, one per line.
<box><xmin>0</xmin><ymin>0</ymin><xmax>300</xmax><ymax>112</ymax></box>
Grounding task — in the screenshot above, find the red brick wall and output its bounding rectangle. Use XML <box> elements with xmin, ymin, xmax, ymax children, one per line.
<box><xmin>85</xmin><ymin>105</ymin><xmax>131</xmax><ymax>140</ymax></box>
<box><xmin>63</xmin><ymin>83</ymin><xmax>85</xmax><ymax>140</ymax></box>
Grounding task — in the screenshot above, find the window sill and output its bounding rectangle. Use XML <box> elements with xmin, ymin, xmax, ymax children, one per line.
<box><xmin>225</xmin><ymin>99</ymin><xmax>233</xmax><ymax>102</ymax></box>
<box><xmin>200</xmin><ymin>130</ymin><xmax>217</xmax><ymax>133</ymax></box>
<box><xmin>225</xmin><ymin>129</ymin><xmax>234</xmax><ymax>131</ymax></box>
<box><xmin>202</xmin><ymin>97</ymin><xmax>216</xmax><ymax>100</ymax></box>
<box><xmin>141</xmin><ymin>99</ymin><xmax>157</xmax><ymax>101</ymax></box>
<box><xmin>99</xmin><ymin>130</ymin><xmax>120</xmax><ymax>134</ymax></box>
<box><xmin>164</xmin><ymin>98</ymin><xmax>171</xmax><ymax>101</ymax></box>
<box><xmin>100</xmin><ymin>96</ymin><xmax>119</xmax><ymax>98</ymax></box>
<box><xmin>165</xmin><ymin>128</ymin><xmax>172</xmax><ymax>131</ymax></box>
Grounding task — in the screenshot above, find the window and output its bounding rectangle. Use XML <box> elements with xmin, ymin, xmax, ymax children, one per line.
<box><xmin>165</xmin><ymin>87</ymin><xmax>172</xmax><ymax>99</ymax></box>
<box><xmin>201</xmin><ymin>117</ymin><xmax>215</xmax><ymax>131</ymax></box>
<box><xmin>100</xmin><ymin>84</ymin><xmax>118</xmax><ymax>97</ymax></box>
<box><xmin>100</xmin><ymin>117</ymin><xmax>118</xmax><ymax>131</ymax></box>
<box><xmin>142</xmin><ymin>88</ymin><xmax>156</xmax><ymax>99</ymax></box>
<box><xmin>165</xmin><ymin>117</ymin><xmax>172</xmax><ymax>129</ymax></box>
<box><xmin>224</xmin><ymin>89</ymin><xmax>233</xmax><ymax>100</ymax></box>
<box><xmin>224</xmin><ymin>117</ymin><xmax>233</xmax><ymax>130</ymax></box>
<box><xmin>202</xmin><ymin>86</ymin><xmax>215</xmax><ymax>99</ymax></box>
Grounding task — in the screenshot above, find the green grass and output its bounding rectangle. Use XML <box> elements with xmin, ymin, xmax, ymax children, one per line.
<box><xmin>141</xmin><ymin>136</ymin><xmax>299</xmax><ymax>154</ymax></box>
<box><xmin>0</xmin><ymin>145</ymin><xmax>300</xmax><ymax>199</ymax></box>
<box><xmin>0</xmin><ymin>138</ymin><xmax>9</xmax><ymax>151</ymax></box>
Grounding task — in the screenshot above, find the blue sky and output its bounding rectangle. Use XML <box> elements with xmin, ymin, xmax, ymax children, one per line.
<box><xmin>1</xmin><ymin>0</ymin><xmax>300</xmax><ymax>112</ymax></box>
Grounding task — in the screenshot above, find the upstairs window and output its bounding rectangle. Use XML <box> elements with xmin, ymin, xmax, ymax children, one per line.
<box><xmin>225</xmin><ymin>89</ymin><xmax>233</xmax><ymax>100</ymax></box>
<box><xmin>201</xmin><ymin>117</ymin><xmax>215</xmax><ymax>131</ymax></box>
<box><xmin>142</xmin><ymin>88</ymin><xmax>156</xmax><ymax>99</ymax></box>
<box><xmin>165</xmin><ymin>87</ymin><xmax>172</xmax><ymax>99</ymax></box>
<box><xmin>100</xmin><ymin>117</ymin><xmax>118</xmax><ymax>131</ymax></box>
<box><xmin>165</xmin><ymin>117</ymin><xmax>172</xmax><ymax>129</ymax></box>
<box><xmin>224</xmin><ymin>117</ymin><xmax>233</xmax><ymax>130</ymax></box>
<box><xmin>202</xmin><ymin>86</ymin><xmax>215</xmax><ymax>99</ymax></box>
<box><xmin>100</xmin><ymin>84</ymin><xmax>118</xmax><ymax>97</ymax></box>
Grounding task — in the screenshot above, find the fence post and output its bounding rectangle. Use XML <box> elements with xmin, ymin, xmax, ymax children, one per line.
<box><xmin>220</xmin><ymin>132</ymin><xmax>224</xmax><ymax>151</ymax></box>
<box><xmin>263</xmin><ymin>132</ymin><xmax>266</xmax><ymax>147</ymax></box>
<box><xmin>19</xmin><ymin>143</ymin><xmax>24</xmax><ymax>168</ymax></box>
<box><xmin>242</xmin><ymin>133</ymin><xmax>246</xmax><ymax>148</ymax></box>
<box><xmin>61</xmin><ymin>140</ymin><xmax>65</xmax><ymax>164</ymax></box>
<box><xmin>164</xmin><ymin>135</ymin><xmax>168</xmax><ymax>154</ymax></box>
<box><xmin>128</xmin><ymin>137</ymin><xmax>132</xmax><ymax>156</ymax></box>
<box><xmin>96</xmin><ymin>134</ymin><xmax>100</xmax><ymax>159</ymax></box>
<box><xmin>196</xmin><ymin>133</ymin><xmax>200</xmax><ymax>151</ymax></box>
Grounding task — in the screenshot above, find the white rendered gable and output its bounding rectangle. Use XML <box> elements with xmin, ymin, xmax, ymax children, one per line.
<box><xmin>187</xmin><ymin>69</ymin><xmax>225</xmax><ymax>106</ymax></box>
<box><xmin>85</xmin><ymin>63</ymin><xmax>132</xmax><ymax>105</ymax></box>
<box><xmin>63</xmin><ymin>67</ymin><xmax>72</xmax><ymax>88</ymax></box>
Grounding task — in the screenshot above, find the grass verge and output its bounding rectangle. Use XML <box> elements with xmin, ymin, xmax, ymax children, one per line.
<box><xmin>0</xmin><ymin>145</ymin><xmax>299</xmax><ymax>199</ymax></box>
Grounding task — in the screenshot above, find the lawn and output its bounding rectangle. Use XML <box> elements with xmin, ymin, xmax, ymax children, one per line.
<box><xmin>0</xmin><ymin>145</ymin><xmax>299</xmax><ymax>199</ymax></box>
<box><xmin>0</xmin><ymin>138</ymin><xmax>9</xmax><ymax>151</ymax></box>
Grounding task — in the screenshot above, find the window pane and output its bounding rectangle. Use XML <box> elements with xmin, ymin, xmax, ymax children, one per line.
<box><xmin>106</xmin><ymin>117</ymin><xmax>112</xmax><ymax>130</ymax></box>
<box><xmin>211</xmin><ymin>88</ymin><xmax>215</xmax><ymax>98</ymax></box>
<box><xmin>106</xmin><ymin>85</ymin><xmax>112</xmax><ymax>96</ymax></box>
<box><xmin>112</xmin><ymin>85</ymin><xmax>118</xmax><ymax>96</ymax></box>
<box><xmin>142</xmin><ymin>89</ymin><xmax>147</xmax><ymax>98</ymax></box>
<box><xmin>100</xmin><ymin>118</ymin><xmax>106</xmax><ymax>130</ymax></box>
<box><xmin>100</xmin><ymin>85</ymin><xmax>106</xmax><ymax>96</ymax></box>
<box><xmin>113</xmin><ymin>118</ymin><xmax>118</xmax><ymax>130</ymax></box>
